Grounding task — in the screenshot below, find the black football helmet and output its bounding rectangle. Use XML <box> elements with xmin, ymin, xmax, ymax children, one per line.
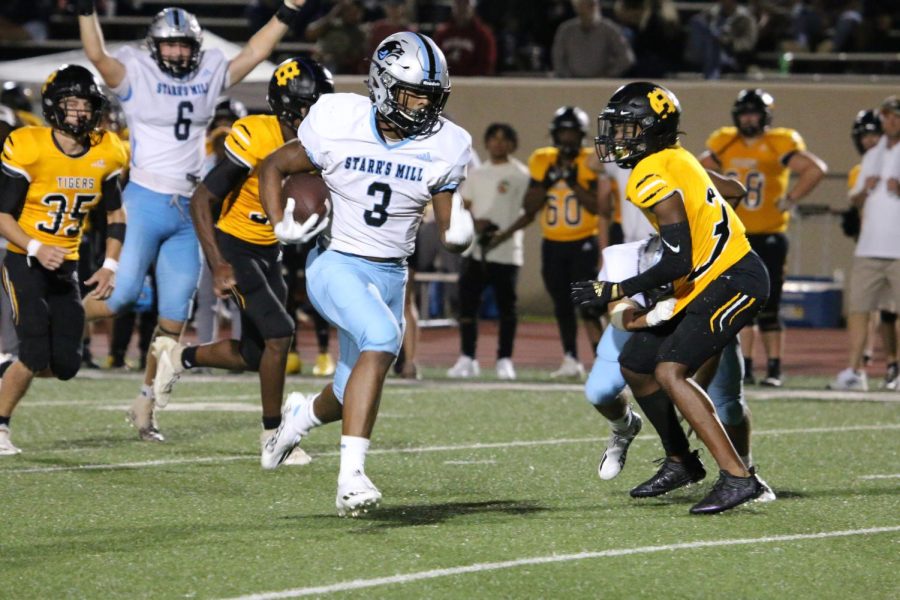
<box><xmin>41</xmin><ymin>65</ymin><xmax>107</xmax><ymax>144</ymax></box>
<box><xmin>732</xmin><ymin>89</ymin><xmax>773</xmax><ymax>137</ymax></box>
<box><xmin>595</xmin><ymin>81</ymin><xmax>681</xmax><ymax>169</ymax></box>
<box><xmin>1</xmin><ymin>81</ymin><xmax>34</xmax><ymax>113</ymax></box>
<box><xmin>851</xmin><ymin>109</ymin><xmax>882</xmax><ymax>155</ymax></box>
<box><xmin>550</xmin><ymin>106</ymin><xmax>589</xmax><ymax>159</ymax></box>
<box><xmin>267</xmin><ymin>57</ymin><xmax>335</xmax><ymax>128</ymax></box>
<box><xmin>210</xmin><ymin>97</ymin><xmax>248</xmax><ymax>131</ymax></box>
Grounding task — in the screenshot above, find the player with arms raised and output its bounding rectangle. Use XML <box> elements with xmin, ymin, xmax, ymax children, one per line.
<box><xmin>572</xmin><ymin>82</ymin><xmax>770</xmax><ymax>514</ymax></box>
<box><xmin>151</xmin><ymin>58</ymin><xmax>334</xmax><ymax>465</ymax></box>
<box><xmin>258</xmin><ymin>32</ymin><xmax>474</xmax><ymax>517</ymax></box>
<box><xmin>0</xmin><ymin>66</ymin><xmax>127</xmax><ymax>455</ymax></box>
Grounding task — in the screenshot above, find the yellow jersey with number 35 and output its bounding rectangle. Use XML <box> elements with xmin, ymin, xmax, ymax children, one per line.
<box><xmin>217</xmin><ymin>114</ymin><xmax>286</xmax><ymax>246</ymax></box>
<box><xmin>627</xmin><ymin>145</ymin><xmax>751</xmax><ymax>314</ymax></box>
<box><xmin>0</xmin><ymin>126</ymin><xmax>128</xmax><ymax>260</ymax></box>
<box><xmin>528</xmin><ymin>146</ymin><xmax>599</xmax><ymax>242</ymax></box>
<box><xmin>705</xmin><ymin>126</ymin><xmax>805</xmax><ymax>234</ymax></box>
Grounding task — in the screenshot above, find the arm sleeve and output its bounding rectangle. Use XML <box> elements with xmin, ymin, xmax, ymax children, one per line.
<box><xmin>203</xmin><ymin>154</ymin><xmax>251</xmax><ymax>200</ymax></box>
<box><xmin>619</xmin><ymin>221</ymin><xmax>692</xmax><ymax>297</ymax></box>
<box><xmin>102</xmin><ymin>173</ymin><xmax>123</xmax><ymax>211</ymax></box>
<box><xmin>0</xmin><ymin>169</ymin><xmax>28</xmax><ymax>216</ymax></box>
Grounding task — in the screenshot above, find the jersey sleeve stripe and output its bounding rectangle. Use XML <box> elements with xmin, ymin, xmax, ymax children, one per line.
<box><xmin>431</xmin><ymin>183</ymin><xmax>459</xmax><ymax>194</ymax></box>
<box><xmin>231</xmin><ymin>127</ymin><xmax>251</xmax><ymax>147</ymax></box>
<box><xmin>780</xmin><ymin>150</ymin><xmax>797</xmax><ymax>166</ymax></box>
<box><xmin>1</xmin><ymin>162</ymin><xmax>30</xmax><ymax>182</ymax></box>
<box><xmin>224</xmin><ymin>145</ymin><xmax>253</xmax><ymax>170</ymax></box>
<box><xmin>634</xmin><ymin>173</ymin><xmax>657</xmax><ymax>188</ymax></box>
<box><xmin>638</xmin><ymin>178</ymin><xmax>666</xmax><ymax>197</ymax></box>
<box><xmin>104</xmin><ymin>168</ymin><xmax>123</xmax><ymax>181</ymax></box>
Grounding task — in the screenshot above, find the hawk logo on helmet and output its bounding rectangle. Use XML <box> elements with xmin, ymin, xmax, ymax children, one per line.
<box><xmin>377</xmin><ymin>40</ymin><xmax>404</xmax><ymax>63</ymax></box>
<box><xmin>648</xmin><ymin>88</ymin><xmax>677</xmax><ymax>119</ymax></box>
<box><xmin>275</xmin><ymin>61</ymin><xmax>301</xmax><ymax>86</ymax></box>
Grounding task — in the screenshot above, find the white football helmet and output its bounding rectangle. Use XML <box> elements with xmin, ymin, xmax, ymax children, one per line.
<box><xmin>146</xmin><ymin>8</ymin><xmax>203</xmax><ymax>78</ymax></box>
<box><xmin>367</xmin><ymin>31</ymin><xmax>450</xmax><ymax>138</ymax></box>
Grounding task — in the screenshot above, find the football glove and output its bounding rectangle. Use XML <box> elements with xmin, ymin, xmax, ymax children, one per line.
<box><xmin>273</xmin><ymin>197</ymin><xmax>329</xmax><ymax>245</ymax></box>
<box><xmin>645</xmin><ymin>297</ymin><xmax>677</xmax><ymax>327</ymax></box>
<box><xmin>444</xmin><ymin>192</ymin><xmax>475</xmax><ymax>248</ymax></box>
<box><xmin>570</xmin><ymin>280</ymin><xmax>623</xmax><ymax>309</ymax></box>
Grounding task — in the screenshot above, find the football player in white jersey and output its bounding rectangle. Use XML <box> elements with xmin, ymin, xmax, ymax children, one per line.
<box><xmin>75</xmin><ymin>0</ymin><xmax>308</xmax><ymax>441</ymax></box>
<box><xmin>257</xmin><ymin>32</ymin><xmax>475</xmax><ymax>517</ymax></box>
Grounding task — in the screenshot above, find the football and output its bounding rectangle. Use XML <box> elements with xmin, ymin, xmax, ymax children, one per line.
<box><xmin>282</xmin><ymin>173</ymin><xmax>330</xmax><ymax>223</ymax></box>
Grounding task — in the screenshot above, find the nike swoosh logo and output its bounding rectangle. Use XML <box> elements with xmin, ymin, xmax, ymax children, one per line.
<box><xmin>662</xmin><ymin>239</ymin><xmax>680</xmax><ymax>254</ymax></box>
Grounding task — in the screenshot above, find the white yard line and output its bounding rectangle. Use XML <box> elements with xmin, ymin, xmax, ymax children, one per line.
<box><xmin>2</xmin><ymin>423</ymin><xmax>898</xmax><ymax>475</ymax></box>
<box><xmin>221</xmin><ymin>526</ymin><xmax>900</xmax><ymax>600</ymax></box>
<box><xmin>858</xmin><ymin>474</ymin><xmax>900</xmax><ymax>480</ymax></box>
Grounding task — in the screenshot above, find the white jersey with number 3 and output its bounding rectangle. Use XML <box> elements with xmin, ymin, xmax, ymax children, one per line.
<box><xmin>112</xmin><ymin>45</ymin><xmax>230</xmax><ymax>196</ymax></box>
<box><xmin>299</xmin><ymin>93</ymin><xmax>472</xmax><ymax>258</ymax></box>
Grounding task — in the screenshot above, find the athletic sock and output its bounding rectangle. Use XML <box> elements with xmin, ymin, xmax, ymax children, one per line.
<box><xmin>180</xmin><ymin>346</ymin><xmax>197</xmax><ymax>370</ymax></box>
<box><xmin>338</xmin><ymin>435</ymin><xmax>370</xmax><ymax>482</ymax></box>
<box><xmin>609</xmin><ymin>403</ymin><xmax>633</xmax><ymax>433</ymax></box>
<box><xmin>262</xmin><ymin>415</ymin><xmax>281</xmax><ymax>430</ymax></box>
<box><xmin>767</xmin><ymin>358</ymin><xmax>781</xmax><ymax>378</ymax></box>
<box><xmin>0</xmin><ymin>358</ymin><xmax>14</xmax><ymax>378</ymax></box>
<box><xmin>0</xmin><ymin>416</ymin><xmax>10</xmax><ymax>427</ymax></box>
<box><xmin>743</xmin><ymin>357</ymin><xmax>753</xmax><ymax>377</ymax></box>
<box><xmin>634</xmin><ymin>389</ymin><xmax>690</xmax><ymax>458</ymax></box>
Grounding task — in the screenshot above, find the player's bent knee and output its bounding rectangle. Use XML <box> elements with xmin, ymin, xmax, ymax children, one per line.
<box><xmin>359</xmin><ymin>324</ymin><xmax>402</xmax><ymax>355</ymax></box>
<box><xmin>52</xmin><ymin>354</ymin><xmax>81</xmax><ymax>381</ymax></box>
<box><xmin>18</xmin><ymin>340</ymin><xmax>50</xmax><ymax>374</ymax></box>
<box><xmin>654</xmin><ymin>362</ymin><xmax>685</xmax><ymax>390</ymax></box>
<box><xmin>263</xmin><ymin>336</ymin><xmax>292</xmax><ymax>356</ymax></box>
<box><xmin>714</xmin><ymin>399</ymin><xmax>747</xmax><ymax>426</ymax></box>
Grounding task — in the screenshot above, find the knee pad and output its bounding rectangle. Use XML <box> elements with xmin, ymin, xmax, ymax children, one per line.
<box><xmin>881</xmin><ymin>310</ymin><xmax>898</xmax><ymax>325</ymax></box>
<box><xmin>238</xmin><ymin>337</ymin><xmax>265</xmax><ymax>371</ymax></box>
<box><xmin>359</xmin><ymin>321</ymin><xmax>402</xmax><ymax>355</ymax></box>
<box><xmin>585</xmin><ymin>361</ymin><xmax>626</xmax><ymax>407</ymax></box>
<box><xmin>713</xmin><ymin>395</ymin><xmax>747</xmax><ymax>427</ymax></box>
<box><xmin>757</xmin><ymin>310</ymin><xmax>783</xmax><ymax>332</ymax></box>
<box><xmin>52</xmin><ymin>352</ymin><xmax>81</xmax><ymax>381</ymax></box>
<box><xmin>18</xmin><ymin>337</ymin><xmax>50</xmax><ymax>374</ymax></box>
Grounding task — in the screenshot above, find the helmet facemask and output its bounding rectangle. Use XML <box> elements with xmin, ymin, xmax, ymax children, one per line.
<box><xmin>149</xmin><ymin>37</ymin><xmax>202</xmax><ymax>78</ymax></box>
<box><xmin>378</xmin><ymin>75</ymin><xmax>448</xmax><ymax>138</ymax></box>
<box><xmin>595</xmin><ymin>115</ymin><xmax>647</xmax><ymax>169</ymax></box>
<box><xmin>733</xmin><ymin>107</ymin><xmax>766</xmax><ymax>137</ymax></box>
<box><xmin>48</xmin><ymin>93</ymin><xmax>105</xmax><ymax>145</ymax></box>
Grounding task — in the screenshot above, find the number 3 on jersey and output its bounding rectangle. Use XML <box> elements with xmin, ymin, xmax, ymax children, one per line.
<box><xmin>689</xmin><ymin>188</ymin><xmax>731</xmax><ymax>282</ymax></box>
<box><xmin>364</xmin><ymin>182</ymin><xmax>391</xmax><ymax>227</ymax></box>
<box><xmin>37</xmin><ymin>193</ymin><xmax>98</xmax><ymax>237</ymax></box>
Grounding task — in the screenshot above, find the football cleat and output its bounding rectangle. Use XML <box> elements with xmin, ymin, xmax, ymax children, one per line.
<box><xmin>883</xmin><ymin>363</ymin><xmax>898</xmax><ymax>391</ymax></box>
<box><xmin>312</xmin><ymin>352</ymin><xmax>336</xmax><ymax>377</ymax></box>
<box><xmin>689</xmin><ymin>470</ymin><xmax>765</xmax><ymax>515</ymax></box>
<box><xmin>447</xmin><ymin>355</ymin><xmax>479</xmax><ymax>378</ymax></box>
<box><xmin>743</xmin><ymin>372</ymin><xmax>757</xmax><ymax>385</ymax></box>
<box><xmin>496</xmin><ymin>358</ymin><xmax>516</xmax><ymax>380</ymax></box>
<box><xmin>760</xmin><ymin>375</ymin><xmax>782</xmax><ymax>388</ymax></box>
<box><xmin>260</xmin><ymin>428</ymin><xmax>312</xmax><ymax>466</ymax></box>
<box><xmin>285</xmin><ymin>352</ymin><xmax>302</xmax><ymax>375</ymax></box>
<box><xmin>551</xmin><ymin>354</ymin><xmax>585</xmax><ymax>380</ymax></box>
<box><xmin>150</xmin><ymin>337</ymin><xmax>184</xmax><ymax>408</ymax></box>
<box><xmin>749</xmin><ymin>465</ymin><xmax>776</xmax><ymax>503</ymax></box>
<box><xmin>827</xmin><ymin>367</ymin><xmax>868</xmax><ymax>391</ymax></box>
<box><xmin>260</xmin><ymin>393</ymin><xmax>308</xmax><ymax>470</ymax></box>
<box><xmin>126</xmin><ymin>394</ymin><xmax>165</xmax><ymax>442</ymax></box>
<box><xmin>598</xmin><ymin>412</ymin><xmax>643</xmax><ymax>481</ymax></box>
<box><xmin>0</xmin><ymin>424</ymin><xmax>22</xmax><ymax>455</ymax></box>
<box><xmin>630</xmin><ymin>450</ymin><xmax>706</xmax><ymax>497</ymax></box>
<box><xmin>336</xmin><ymin>470</ymin><xmax>382</xmax><ymax>517</ymax></box>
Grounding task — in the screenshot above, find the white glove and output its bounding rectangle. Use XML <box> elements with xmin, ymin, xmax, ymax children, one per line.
<box><xmin>273</xmin><ymin>197</ymin><xmax>329</xmax><ymax>244</ymax></box>
<box><xmin>777</xmin><ymin>196</ymin><xmax>795</xmax><ymax>212</ymax></box>
<box><xmin>444</xmin><ymin>192</ymin><xmax>475</xmax><ymax>248</ymax></box>
<box><xmin>645</xmin><ymin>297</ymin><xmax>677</xmax><ymax>327</ymax></box>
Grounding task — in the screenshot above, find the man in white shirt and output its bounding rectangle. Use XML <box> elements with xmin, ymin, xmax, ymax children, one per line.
<box><xmin>831</xmin><ymin>97</ymin><xmax>900</xmax><ymax>391</ymax></box>
<box><xmin>448</xmin><ymin>123</ymin><xmax>530</xmax><ymax>380</ymax></box>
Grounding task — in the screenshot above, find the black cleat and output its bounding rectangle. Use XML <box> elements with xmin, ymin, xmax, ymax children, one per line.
<box><xmin>689</xmin><ymin>470</ymin><xmax>764</xmax><ymax>515</ymax></box>
<box><xmin>630</xmin><ymin>450</ymin><xmax>706</xmax><ymax>498</ymax></box>
<box><xmin>743</xmin><ymin>373</ymin><xmax>757</xmax><ymax>385</ymax></box>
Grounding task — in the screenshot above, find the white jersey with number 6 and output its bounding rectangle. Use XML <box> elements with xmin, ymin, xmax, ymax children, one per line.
<box><xmin>112</xmin><ymin>45</ymin><xmax>230</xmax><ymax>196</ymax></box>
<box><xmin>299</xmin><ymin>93</ymin><xmax>472</xmax><ymax>259</ymax></box>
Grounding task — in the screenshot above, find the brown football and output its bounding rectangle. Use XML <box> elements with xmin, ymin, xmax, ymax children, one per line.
<box><xmin>282</xmin><ymin>173</ymin><xmax>330</xmax><ymax>222</ymax></box>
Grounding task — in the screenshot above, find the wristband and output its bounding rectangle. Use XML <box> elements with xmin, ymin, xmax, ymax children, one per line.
<box><xmin>26</xmin><ymin>239</ymin><xmax>42</xmax><ymax>257</ymax></box>
<box><xmin>102</xmin><ymin>258</ymin><xmax>119</xmax><ymax>273</ymax></box>
<box><xmin>275</xmin><ymin>0</ymin><xmax>300</xmax><ymax>25</ymax></box>
<box><xmin>609</xmin><ymin>301</ymin><xmax>630</xmax><ymax>330</ymax></box>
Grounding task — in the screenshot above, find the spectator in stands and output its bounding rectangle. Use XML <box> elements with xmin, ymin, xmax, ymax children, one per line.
<box><xmin>552</xmin><ymin>0</ymin><xmax>634</xmax><ymax>78</ymax></box>
<box><xmin>448</xmin><ymin>124</ymin><xmax>530</xmax><ymax>380</ymax></box>
<box><xmin>830</xmin><ymin>97</ymin><xmax>900</xmax><ymax>392</ymax></box>
<box><xmin>305</xmin><ymin>0</ymin><xmax>368</xmax><ymax>74</ymax></box>
<box><xmin>615</xmin><ymin>0</ymin><xmax>684</xmax><ymax>77</ymax></box>
<box><xmin>367</xmin><ymin>0</ymin><xmax>416</xmax><ymax>60</ymax></box>
<box><xmin>783</xmin><ymin>0</ymin><xmax>826</xmax><ymax>52</ymax></box>
<box><xmin>0</xmin><ymin>0</ymin><xmax>51</xmax><ymax>41</ymax></box>
<box><xmin>434</xmin><ymin>0</ymin><xmax>497</xmax><ymax>76</ymax></box>
<box><xmin>685</xmin><ymin>0</ymin><xmax>758</xmax><ymax>79</ymax></box>
<box><xmin>819</xmin><ymin>0</ymin><xmax>865</xmax><ymax>53</ymax></box>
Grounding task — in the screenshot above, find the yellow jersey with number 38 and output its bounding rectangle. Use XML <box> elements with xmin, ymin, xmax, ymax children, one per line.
<box><xmin>627</xmin><ymin>145</ymin><xmax>751</xmax><ymax>314</ymax></box>
<box><xmin>0</xmin><ymin>126</ymin><xmax>128</xmax><ymax>260</ymax></box>
<box><xmin>528</xmin><ymin>146</ymin><xmax>599</xmax><ymax>242</ymax></box>
<box><xmin>705</xmin><ymin>126</ymin><xmax>805</xmax><ymax>234</ymax></box>
<box><xmin>217</xmin><ymin>114</ymin><xmax>285</xmax><ymax>246</ymax></box>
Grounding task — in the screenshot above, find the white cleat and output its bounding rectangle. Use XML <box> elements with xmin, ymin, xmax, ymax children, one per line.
<box><xmin>598</xmin><ymin>412</ymin><xmax>643</xmax><ymax>480</ymax></box>
<box><xmin>447</xmin><ymin>355</ymin><xmax>479</xmax><ymax>378</ymax></box>
<box><xmin>827</xmin><ymin>367</ymin><xmax>868</xmax><ymax>391</ymax></box>
<box><xmin>260</xmin><ymin>393</ymin><xmax>308</xmax><ymax>470</ymax></box>
<box><xmin>336</xmin><ymin>470</ymin><xmax>382</xmax><ymax>517</ymax></box>
<box><xmin>126</xmin><ymin>394</ymin><xmax>165</xmax><ymax>442</ymax></box>
<box><xmin>750</xmin><ymin>466</ymin><xmax>777</xmax><ymax>503</ymax></box>
<box><xmin>496</xmin><ymin>358</ymin><xmax>517</xmax><ymax>380</ymax></box>
<box><xmin>551</xmin><ymin>354</ymin><xmax>585</xmax><ymax>379</ymax></box>
<box><xmin>261</xmin><ymin>427</ymin><xmax>312</xmax><ymax>466</ymax></box>
<box><xmin>150</xmin><ymin>337</ymin><xmax>184</xmax><ymax>408</ymax></box>
<box><xmin>0</xmin><ymin>424</ymin><xmax>21</xmax><ymax>455</ymax></box>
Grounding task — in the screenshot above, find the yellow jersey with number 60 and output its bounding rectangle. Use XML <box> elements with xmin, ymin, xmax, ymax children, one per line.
<box><xmin>627</xmin><ymin>145</ymin><xmax>751</xmax><ymax>315</ymax></box>
<box><xmin>218</xmin><ymin>114</ymin><xmax>286</xmax><ymax>246</ymax></box>
<box><xmin>528</xmin><ymin>146</ymin><xmax>599</xmax><ymax>242</ymax></box>
<box><xmin>704</xmin><ymin>126</ymin><xmax>805</xmax><ymax>234</ymax></box>
<box><xmin>0</xmin><ymin>126</ymin><xmax>128</xmax><ymax>260</ymax></box>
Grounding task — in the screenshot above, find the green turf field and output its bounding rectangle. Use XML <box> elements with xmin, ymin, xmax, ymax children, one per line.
<box><xmin>1</xmin><ymin>374</ymin><xmax>898</xmax><ymax>599</ymax></box>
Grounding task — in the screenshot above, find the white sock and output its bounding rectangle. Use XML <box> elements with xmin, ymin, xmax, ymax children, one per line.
<box><xmin>339</xmin><ymin>435</ymin><xmax>370</xmax><ymax>482</ymax></box>
<box><xmin>609</xmin><ymin>406</ymin><xmax>633</xmax><ymax>433</ymax></box>
<box><xmin>292</xmin><ymin>394</ymin><xmax>323</xmax><ymax>436</ymax></box>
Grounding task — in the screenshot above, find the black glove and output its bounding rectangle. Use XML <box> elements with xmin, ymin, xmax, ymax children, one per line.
<box><xmin>76</xmin><ymin>0</ymin><xmax>95</xmax><ymax>15</ymax></box>
<box><xmin>570</xmin><ymin>280</ymin><xmax>623</xmax><ymax>310</ymax></box>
